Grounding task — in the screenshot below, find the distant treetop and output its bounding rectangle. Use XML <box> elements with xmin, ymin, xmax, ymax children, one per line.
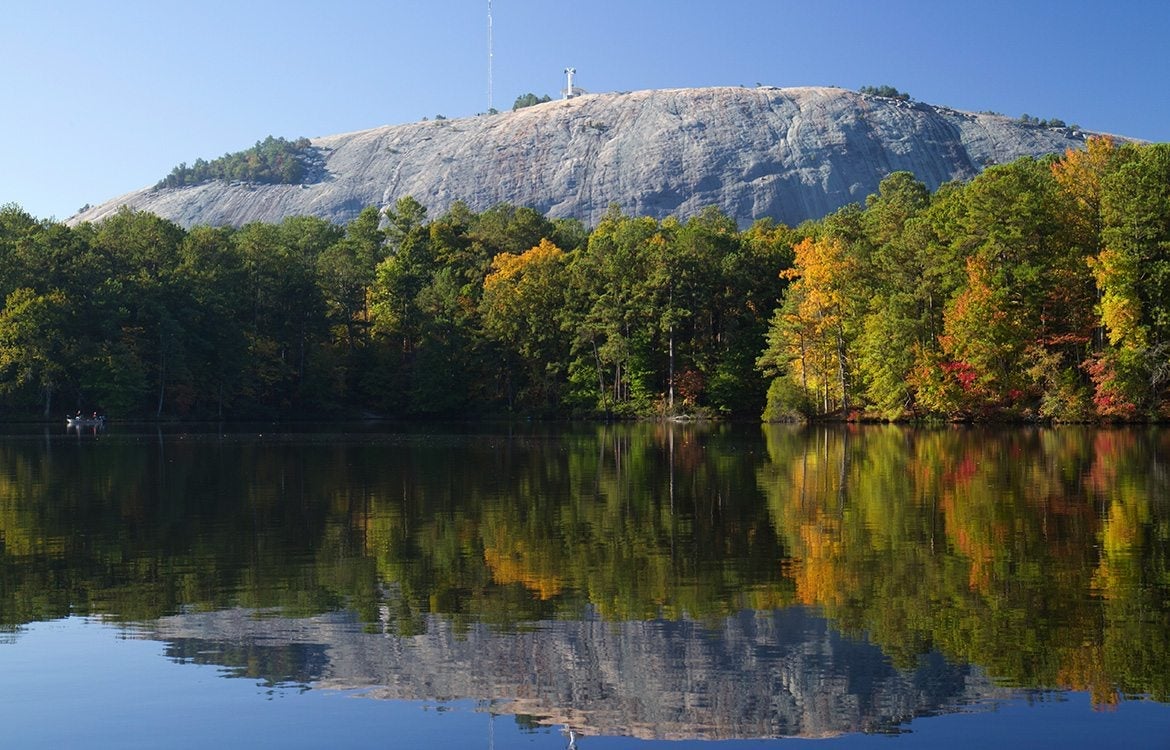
<box><xmin>858</xmin><ymin>85</ymin><xmax>910</xmax><ymax>101</ymax></box>
<box><xmin>156</xmin><ymin>136</ymin><xmax>317</xmax><ymax>189</ymax></box>
<box><xmin>1018</xmin><ymin>113</ymin><xmax>1071</xmax><ymax>129</ymax></box>
<box><xmin>513</xmin><ymin>93</ymin><xmax>552</xmax><ymax>111</ymax></box>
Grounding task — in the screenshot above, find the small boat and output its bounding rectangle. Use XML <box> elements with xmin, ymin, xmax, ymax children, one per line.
<box><xmin>66</xmin><ymin>415</ymin><xmax>106</xmax><ymax>427</ymax></box>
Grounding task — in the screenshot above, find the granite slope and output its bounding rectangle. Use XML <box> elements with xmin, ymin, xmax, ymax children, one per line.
<box><xmin>71</xmin><ymin>86</ymin><xmax>1108</xmax><ymax>228</ymax></box>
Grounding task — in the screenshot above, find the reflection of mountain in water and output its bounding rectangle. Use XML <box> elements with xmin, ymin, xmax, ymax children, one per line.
<box><xmin>146</xmin><ymin>605</ymin><xmax>1012</xmax><ymax>740</ymax></box>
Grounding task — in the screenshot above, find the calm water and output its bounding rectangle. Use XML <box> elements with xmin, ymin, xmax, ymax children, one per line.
<box><xmin>0</xmin><ymin>423</ymin><xmax>1168</xmax><ymax>748</ymax></box>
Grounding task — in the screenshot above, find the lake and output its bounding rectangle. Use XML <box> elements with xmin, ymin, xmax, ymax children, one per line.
<box><xmin>0</xmin><ymin>422</ymin><xmax>1167</xmax><ymax>748</ymax></box>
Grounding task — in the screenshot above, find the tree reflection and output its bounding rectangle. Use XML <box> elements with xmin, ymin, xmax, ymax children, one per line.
<box><xmin>0</xmin><ymin>424</ymin><xmax>1166</xmax><ymax>703</ymax></box>
<box><xmin>758</xmin><ymin>425</ymin><xmax>1169</xmax><ymax>704</ymax></box>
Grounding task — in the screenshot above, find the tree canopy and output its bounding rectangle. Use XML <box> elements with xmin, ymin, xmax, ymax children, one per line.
<box><xmin>858</xmin><ymin>85</ymin><xmax>910</xmax><ymax>101</ymax></box>
<box><xmin>156</xmin><ymin>136</ymin><xmax>316</xmax><ymax>188</ymax></box>
<box><xmin>760</xmin><ymin>139</ymin><xmax>1170</xmax><ymax>422</ymax></box>
<box><xmin>512</xmin><ymin>93</ymin><xmax>552</xmax><ymax>110</ymax></box>
<box><xmin>5</xmin><ymin>137</ymin><xmax>1170</xmax><ymax>422</ymax></box>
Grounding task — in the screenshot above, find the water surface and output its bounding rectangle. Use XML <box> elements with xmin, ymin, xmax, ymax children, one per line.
<box><xmin>0</xmin><ymin>423</ymin><xmax>1167</xmax><ymax>747</ymax></box>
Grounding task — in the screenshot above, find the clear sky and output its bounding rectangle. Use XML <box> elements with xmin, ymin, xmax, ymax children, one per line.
<box><xmin>4</xmin><ymin>0</ymin><xmax>1168</xmax><ymax>221</ymax></box>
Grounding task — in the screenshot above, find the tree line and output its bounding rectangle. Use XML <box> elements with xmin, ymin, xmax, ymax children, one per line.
<box><xmin>1</xmin><ymin>137</ymin><xmax>1167</xmax><ymax>421</ymax></box>
<box><xmin>0</xmin><ymin>198</ymin><xmax>788</xmax><ymax>419</ymax></box>
<box><xmin>759</xmin><ymin>137</ymin><xmax>1170</xmax><ymax>421</ymax></box>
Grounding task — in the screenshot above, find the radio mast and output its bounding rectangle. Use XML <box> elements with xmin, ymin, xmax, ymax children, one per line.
<box><xmin>487</xmin><ymin>0</ymin><xmax>494</xmax><ymax>111</ymax></box>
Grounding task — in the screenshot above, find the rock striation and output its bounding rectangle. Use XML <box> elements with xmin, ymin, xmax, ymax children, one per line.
<box><xmin>72</xmin><ymin>86</ymin><xmax>1112</xmax><ymax>229</ymax></box>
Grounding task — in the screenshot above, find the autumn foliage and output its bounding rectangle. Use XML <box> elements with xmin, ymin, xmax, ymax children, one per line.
<box><xmin>761</xmin><ymin>138</ymin><xmax>1170</xmax><ymax>422</ymax></box>
<box><xmin>2</xmin><ymin>138</ymin><xmax>1168</xmax><ymax>423</ymax></box>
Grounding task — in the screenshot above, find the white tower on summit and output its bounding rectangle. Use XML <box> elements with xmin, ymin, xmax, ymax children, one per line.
<box><xmin>562</xmin><ymin>67</ymin><xmax>585</xmax><ymax>99</ymax></box>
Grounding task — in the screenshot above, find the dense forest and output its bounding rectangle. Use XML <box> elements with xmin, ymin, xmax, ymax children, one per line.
<box><xmin>759</xmin><ymin>138</ymin><xmax>1170</xmax><ymax>422</ymax></box>
<box><xmin>1</xmin><ymin>137</ymin><xmax>1168</xmax><ymax>422</ymax></box>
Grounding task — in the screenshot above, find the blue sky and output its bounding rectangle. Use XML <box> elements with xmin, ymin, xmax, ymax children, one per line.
<box><xmin>4</xmin><ymin>0</ymin><xmax>1168</xmax><ymax>221</ymax></box>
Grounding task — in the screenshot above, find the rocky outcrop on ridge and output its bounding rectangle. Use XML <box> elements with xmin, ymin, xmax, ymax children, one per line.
<box><xmin>72</xmin><ymin>86</ymin><xmax>1108</xmax><ymax>228</ymax></box>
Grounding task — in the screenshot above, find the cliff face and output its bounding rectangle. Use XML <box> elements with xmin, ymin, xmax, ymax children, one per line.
<box><xmin>72</xmin><ymin>86</ymin><xmax>1106</xmax><ymax>228</ymax></box>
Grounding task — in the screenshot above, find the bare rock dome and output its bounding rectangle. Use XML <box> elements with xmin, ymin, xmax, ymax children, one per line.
<box><xmin>71</xmin><ymin>86</ymin><xmax>1109</xmax><ymax>228</ymax></box>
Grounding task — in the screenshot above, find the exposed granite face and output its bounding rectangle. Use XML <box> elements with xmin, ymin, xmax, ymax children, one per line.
<box><xmin>71</xmin><ymin>86</ymin><xmax>1107</xmax><ymax>228</ymax></box>
<box><xmin>144</xmin><ymin>606</ymin><xmax>1014</xmax><ymax>740</ymax></box>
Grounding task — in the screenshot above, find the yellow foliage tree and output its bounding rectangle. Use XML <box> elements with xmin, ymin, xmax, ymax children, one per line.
<box><xmin>482</xmin><ymin>238</ymin><xmax>568</xmax><ymax>408</ymax></box>
<box><xmin>762</xmin><ymin>236</ymin><xmax>858</xmax><ymax>415</ymax></box>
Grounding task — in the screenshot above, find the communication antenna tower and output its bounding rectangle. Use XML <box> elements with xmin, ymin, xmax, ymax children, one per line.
<box><xmin>563</xmin><ymin>67</ymin><xmax>576</xmax><ymax>99</ymax></box>
<box><xmin>487</xmin><ymin>0</ymin><xmax>494</xmax><ymax>111</ymax></box>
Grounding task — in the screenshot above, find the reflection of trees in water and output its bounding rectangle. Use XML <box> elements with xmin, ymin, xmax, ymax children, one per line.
<box><xmin>0</xmin><ymin>425</ymin><xmax>1166</xmax><ymax>704</ymax></box>
<box><xmin>758</xmin><ymin>425</ymin><xmax>1170</xmax><ymax>705</ymax></box>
